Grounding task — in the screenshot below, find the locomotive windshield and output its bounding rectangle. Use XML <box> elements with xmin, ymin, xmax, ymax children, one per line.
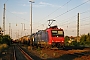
<box><xmin>51</xmin><ymin>30</ymin><xmax>64</xmax><ymax>37</ymax></box>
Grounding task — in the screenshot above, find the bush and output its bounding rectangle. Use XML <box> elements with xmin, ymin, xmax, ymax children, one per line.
<box><xmin>1</xmin><ymin>35</ymin><xmax>12</xmax><ymax>45</ymax></box>
<box><xmin>0</xmin><ymin>44</ymin><xmax>8</xmax><ymax>52</ymax></box>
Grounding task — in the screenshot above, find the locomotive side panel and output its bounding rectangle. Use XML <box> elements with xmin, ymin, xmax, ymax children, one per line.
<box><xmin>35</xmin><ymin>30</ymin><xmax>49</xmax><ymax>47</ymax></box>
<box><xmin>40</xmin><ymin>31</ymin><xmax>48</xmax><ymax>47</ymax></box>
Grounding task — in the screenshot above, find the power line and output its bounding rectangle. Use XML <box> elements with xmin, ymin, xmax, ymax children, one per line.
<box><xmin>47</xmin><ymin>0</ymin><xmax>72</xmax><ymax>17</ymax></box>
<box><xmin>56</xmin><ymin>16</ymin><xmax>90</xmax><ymax>33</ymax></box>
<box><xmin>81</xmin><ymin>23</ymin><xmax>90</xmax><ymax>26</ymax></box>
<box><xmin>53</xmin><ymin>0</ymin><xmax>90</xmax><ymax>19</ymax></box>
<box><xmin>80</xmin><ymin>9</ymin><xmax>90</xmax><ymax>14</ymax></box>
<box><xmin>5</xmin><ymin>0</ymin><xmax>9</xmax><ymax>4</ymax></box>
<box><xmin>56</xmin><ymin>9</ymin><xmax>90</xmax><ymax>26</ymax></box>
<box><xmin>80</xmin><ymin>16</ymin><xmax>90</xmax><ymax>21</ymax></box>
<box><xmin>34</xmin><ymin>0</ymin><xmax>72</xmax><ymax>30</ymax></box>
<box><xmin>36</xmin><ymin>9</ymin><xmax>90</xmax><ymax>32</ymax></box>
<box><xmin>59</xmin><ymin>15</ymin><xmax>90</xmax><ymax>26</ymax></box>
<box><xmin>37</xmin><ymin>0</ymin><xmax>90</xmax><ymax>30</ymax></box>
<box><xmin>5</xmin><ymin>9</ymin><xmax>29</xmax><ymax>22</ymax></box>
<box><xmin>36</xmin><ymin>0</ymin><xmax>72</xmax><ymax>24</ymax></box>
<box><xmin>32</xmin><ymin>0</ymin><xmax>89</xmax><ymax>31</ymax></box>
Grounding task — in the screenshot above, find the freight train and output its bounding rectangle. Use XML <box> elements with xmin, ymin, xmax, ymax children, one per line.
<box><xmin>30</xmin><ymin>25</ymin><xmax>64</xmax><ymax>48</ymax></box>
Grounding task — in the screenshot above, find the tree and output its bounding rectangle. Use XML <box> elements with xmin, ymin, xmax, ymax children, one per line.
<box><xmin>86</xmin><ymin>33</ymin><xmax>90</xmax><ymax>45</ymax></box>
<box><xmin>80</xmin><ymin>34</ymin><xmax>86</xmax><ymax>45</ymax></box>
<box><xmin>80</xmin><ymin>33</ymin><xmax>90</xmax><ymax>46</ymax></box>
<box><xmin>0</xmin><ymin>35</ymin><xmax>3</xmax><ymax>43</ymax></box>
<box><xmin>0</xmin><ymin>27</ymin><xmax>3</xmax><ymax>44</ymax></box>
<box><xmin>64</xmin><ymin>36</ymin><xmax>70</xmax><ymax>46</ymax></box>
<box><xmin>2</xmin><ymin>35</ymin><xmax>12</xmax><ymax>45</ymax></box>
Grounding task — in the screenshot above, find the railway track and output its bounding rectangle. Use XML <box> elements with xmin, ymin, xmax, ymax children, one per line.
<box><xmin>13</xmin><ymin>44</ymin><xmax>41</xmax><ymax>60</ymax></box>
<box><xmin>0</xmin><ymin>44</ymin><xmax>90</xmax><ymax>60</ymax></box>
<box><xmin>13</xmin><ymin>45</ymin><xmax>33</xmax><ymax>60</ymax></box>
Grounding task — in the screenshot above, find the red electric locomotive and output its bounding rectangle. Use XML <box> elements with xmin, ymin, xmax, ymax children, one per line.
<box><xmin>46</xmin><ymin>25</ymin><xmax>64</xmax><ymax>48</ymax></box>
<box><xmin>31</xmin><ymin>25</ymin><xmax>64</xmax><ymax>48</ymax></box>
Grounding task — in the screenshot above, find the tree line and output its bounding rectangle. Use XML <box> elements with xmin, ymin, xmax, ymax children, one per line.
<box><xmin>0</xmin><ymin>35</ymin><xmax>12</xmax><ymax>45</ymax></box>
<box><xmin>65</xmin><ymin>33</ymin><xmax>90</xmax><ymax>47</ymax></box>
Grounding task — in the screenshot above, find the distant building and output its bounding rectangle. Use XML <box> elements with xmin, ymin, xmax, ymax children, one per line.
<box><xmin>70</xmin><ymin>36</ymin><xmax>77</xmax><ymax>41</ymax></box>
<box><xmin>68</xmin><ymin>36</ymin><xmax>81</xmax><ymax>43</ymax></box>
<box><xmin>68</xmin><ymin>36</ymin><xmax>77</xmax><ymax>43</ymax></box>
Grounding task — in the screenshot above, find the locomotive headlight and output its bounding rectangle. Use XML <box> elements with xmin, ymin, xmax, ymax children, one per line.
<box><xmin>62</xmin><ymin>41</ymin><xmax>64</xmax><ymax>42</ymax></box>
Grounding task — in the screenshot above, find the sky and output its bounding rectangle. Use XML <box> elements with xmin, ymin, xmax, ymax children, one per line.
<box><xmin>0</xmin><ymin>0</ymin><xmax>90</xmax><ymax>39</ymax></box>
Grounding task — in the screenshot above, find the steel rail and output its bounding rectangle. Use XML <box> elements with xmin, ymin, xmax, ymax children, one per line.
<box><xmin>18</xmin><ymin>46</ymin><xmax>33</xmax><ymax>60</ymax></box>
<box><xmin>13</xmin><ymin>46</ymin><xmax>16</xmax><ymax>60</ymax></box>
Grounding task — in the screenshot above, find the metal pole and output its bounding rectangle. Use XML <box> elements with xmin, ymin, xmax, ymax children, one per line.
<box><xmin>21</xmin><ymin>23</ymin><xmax>23</xmax><ymax>37</ymax></box>
<box><xmin>29</xmin><ymin>1</ymin><xmax>34</xmax><ymax>35</ymax></box>
<box><xmin>31</xmin><ymin>2</ymin><xmax>32</xmax><ymax>35</ymax></box>
<box><xmin>77</xmin><ymin>13</ymin><xmax>80</xmax><ymax>42</ymax></box>
<box><xmin>9</xmin><ymin>23</ymin><xmax>11</xmax><ymax>36</ymax></box>
<box><xmin>24</xmin><ymin>24</ymin><xmax>25</xmax><ymax>31</ymax></box>
<box><xmin>24</xmin><ymin>24</ymin><xmax>26</xmax><ymax>36</ymax></box>
<box><xmin>3</xmin><ymin>4</ymin><xmax>5</xmax><ymax>35</ymax></box>
<box><xmin>29</xmin><ymin>0</ymin><xmax>34</xmax><ymax>49</ymax></box>
<box><xmin>11</xmin><ymin>29</ymin><xmax>12</xmax><ymax>38</ymax></box>
<box><xmin>18</xmin><ymin>30</ymin><xmax>19</xmax><ymax>39</ymax></box>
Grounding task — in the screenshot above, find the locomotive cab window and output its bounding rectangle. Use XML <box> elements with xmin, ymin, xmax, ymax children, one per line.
<box><xmin>58</xmin><ymin>31</ymin><xmax>63</xmax><ymax>35</ymax></box>
<box><xmin>51</xmin><ymin>30</ymin><xmax>64</xmax><ymax>37</ymax></box>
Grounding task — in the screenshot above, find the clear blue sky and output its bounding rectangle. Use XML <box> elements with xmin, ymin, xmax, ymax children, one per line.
<box><xmin>0</xmin><ymin>0</ymin><xmax>90</xmax><ymax>39</ymax></box>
